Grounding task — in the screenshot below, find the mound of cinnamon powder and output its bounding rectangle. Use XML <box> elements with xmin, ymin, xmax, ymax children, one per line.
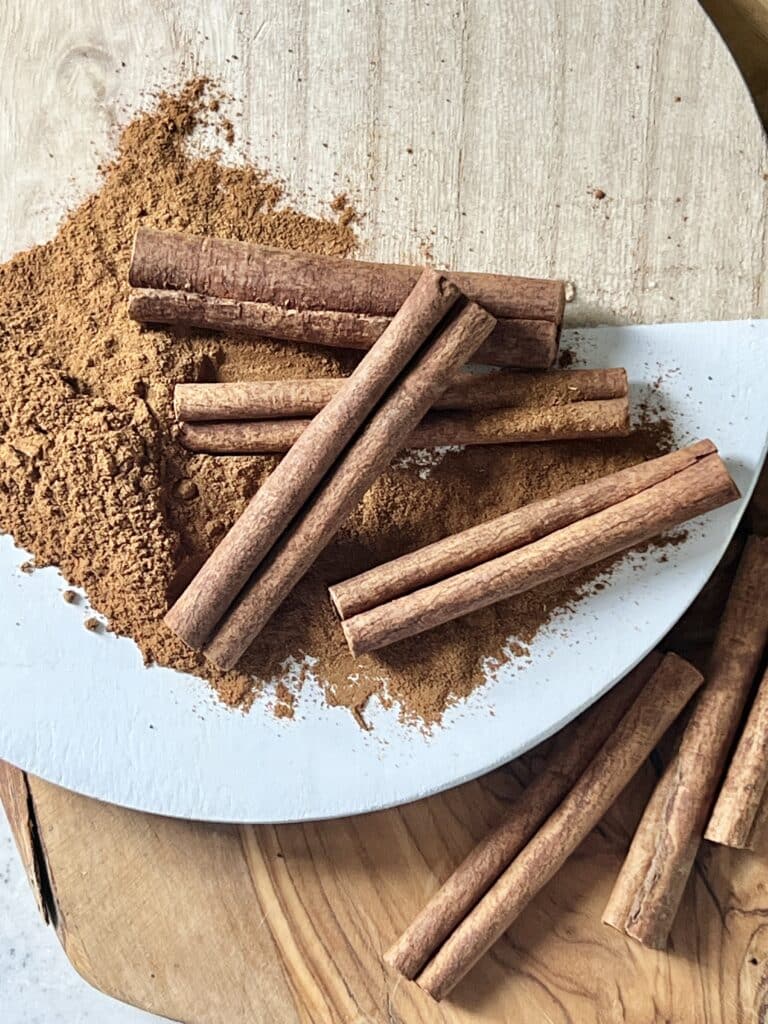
<box><xmin>0</xmin><ymin>81</ymin><xmax>671</xmax><ymax>726</ymax></box>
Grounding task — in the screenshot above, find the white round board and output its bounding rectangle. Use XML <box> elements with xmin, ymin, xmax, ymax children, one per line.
<box><xmin>1</xmin><ymin>319</ymin><xmax>766</xmax><ymax>822</ymax></box>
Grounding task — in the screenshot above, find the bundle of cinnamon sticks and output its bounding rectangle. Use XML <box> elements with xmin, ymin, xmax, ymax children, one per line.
<box><xmin>141</xmin><ymin>225</ymin><xmax>740</xmax><ymax>671</ymax></box>
<box><xmin>603</xmin><ymin>535</ymin><xmax>768</xmax><ymax>945</ymax></box>
<box><xmin>386</xmin><ymin>652</ymin><xmax>705</xmax><ymax>997</ymax></box>
<box><xmin>173</xmin><ymin>368</ymin><xmax>631</xmax><ymax>453</ymax></box>
<box><xmin>331</xmin><ymin>440</ymin><xmax>738</xmax><ymax>655</ymax></box>
<box><xmin>132</xmin><ymin>227</ymin><xmax>765</xmax><ymax>1003</ymax></box>
<box><xmin>128</xmin><ymin>227</ymin><xmax>565</xmax><ymax>368</ymax></box>
<box><xmin>383</xmin><ymin>535</ymin><xmax>768</xmax><ymax>999</ymax></box>
<box><xmin>164</xmin><ymin>267</ymin><xmax>499</xmax><ymax>668</ymax></box>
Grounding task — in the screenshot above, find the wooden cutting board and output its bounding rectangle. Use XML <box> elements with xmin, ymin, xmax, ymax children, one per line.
<box><xmin>2</xmin><ymin>0</ymin><xmax>768</xmax><ymax>1021</ymax></box>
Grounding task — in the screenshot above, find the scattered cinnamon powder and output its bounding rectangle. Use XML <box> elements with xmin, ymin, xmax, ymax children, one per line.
<box><xmin>273</xmin><ymin>683</ymin><xmax>297</xmax><ymax>720</ymax></box>
<box><xmin>62</xmin><ymin>590</ymin><xmax>79</xmax><ymax>604</ymax></box>
<box><xmin>0</xmin><ymin>81</ymin><xmax>673</xmax><ymax>727</ymax></box>
<box><xmin>83</xmin><ymin>617</ymin><xmax>102</xmax><ymax>633</ymax></box>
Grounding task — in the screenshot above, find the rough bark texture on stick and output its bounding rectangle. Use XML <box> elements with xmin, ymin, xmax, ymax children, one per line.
<box><xmin>332</xmin><ymin>440</ymin><xmax>717</xmax><ymax>619</ymax></box>
<box><xmin>706</xmin><ymin>664</ymin><xmax>768</xmax><ymax>848</ymax></box>
<box><xmin>175</xmin><ymin>379</ymin><xmax>341</xmax><ymax>421</ymax></box>
<box><xmin>164</xmin><ymin>269</ymin><xmax>460</xmax><ymax>650</ymax></box>
<box><xmin>602</xmin><ymin>750</ymin><xmax>680</xmax><ymax>936</ymax></box>
<box><xmin>436</xmin><ymin>367</ymin><xmax>627</xmax><ymax>407</ymax></box>
<box><xmin>415</xmin><ymin>653</ymin><xmax>704</xmax><ymax>1001</ymax></box>
<box><xmin>203</xmin><ymin>301</ymin><xmax>497</xmax><ymax>671</ymax></box>
<box><xmin>173</xmin><ymin>368</ymin><xmax>628</xmax><ymax>421</ymax></box>
<box><xmin>129</xmin><ymin>287</ymin><xmax>558</xmax><ymax>368</ymax></box>
<box><xmin>602</xmin><ymin>535</ymin><xmax>768</xmax><ymax>948</ymax></box>
<box><xmin>472</xmin><ymin>319</ymin><xmax>559</xmax><ymax>368</ymax></box>
<box><xmin>340</xmin><ymin>452</ymin><xmax>739</xmax><ymax>656</ymax></box>
<box><xmin>385</xmin><ymin>651</ymin><xmax>663</xmax><ymax>980</ymax></box>
<box><xmin>129</xmin><ymin>287</ymin><xmax>391</xmax><ymax>349</ymax></box>
<box><xmin>407</xmin><ymin>399</ymin><xmax>630</xmax><ymax>446</ymax></box>
<box><xmin>129</xmin><ymin>227</ymin><xmax>565</xmax><ymax>321</ymax></box>
<box><xmin>331</xmin><ymin>440</ymin><xmax>716</xmax><ymax>619</ymax></box>
<box><xmin>176</xmin><ymin>398</ymin><xmax>630</xmax><ymax>454</ymax></box>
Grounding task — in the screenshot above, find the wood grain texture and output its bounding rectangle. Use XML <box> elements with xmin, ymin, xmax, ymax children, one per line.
<box><xmin>1</xmin><ymin>0</ymin><xmax>768</xmax><ymax>1021</ymax></box>
<box><xmin>706</xmin><ymin>664</ymin><xmax>768</xmax><ymax>848</ymax></box>
<box><xmin>0</xmin><ymin>761</ymin><xmax>49</xmax><ymax>924</ymax></box>
<box><xmin>6</xmin><ymin>750</ymin><xmax>767</xmax><ymax>1024</ymax></box>
<box><xmin>0</xmin><ymin>1</ymin><xmax>765</xmax><ymax>325</ymax></box>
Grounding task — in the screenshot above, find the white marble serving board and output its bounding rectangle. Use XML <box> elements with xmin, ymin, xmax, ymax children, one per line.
<box><xmin>0</xmin><ymin>319</ymin><xmax>766</xmax><ymax>823</ymax></box>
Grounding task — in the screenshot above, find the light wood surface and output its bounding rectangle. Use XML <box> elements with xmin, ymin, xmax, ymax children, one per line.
<box><xmin>2</xmin><ymin>0</ymin><xmax>768</xmax><ymax>1021</ymax></box>
<box><xmin>0</xmin><ymin>0</ymin><xmax>766</xmax><ymax>326</ymax></box>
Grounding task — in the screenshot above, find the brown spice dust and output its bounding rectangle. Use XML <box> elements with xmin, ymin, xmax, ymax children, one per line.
<box><xmin>0</xmin><ymin>81</ymin><xmax>672</xmax><ymax>727</ymax></box>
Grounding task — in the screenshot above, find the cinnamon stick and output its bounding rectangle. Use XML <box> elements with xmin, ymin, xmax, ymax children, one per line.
<box><xmin>415</xmin><ymin>653</ymin><xmax>704</xmax><ymax>1000</ymax></box>
<box><xmin>602</xmin><ymin>535</ymin><xmax>768</xmax><ymax>947</ymax></box>
<box><xmin>203</xmin><ymin>301</ymin><xmax>497</xmax><ymax>671</ymax></box>
<box><xmin>384</xmin><ymin>650</ymin><xmax>663</xmax><ymax>980</ymax></box>
<box><xmin>705</xmin><ymin>664</ymin><xmax>768</xmax><ymax>848</ymax></box>
<box><xmin>177</xmin><ymin>398</ymin><xmax>630</xmax><ymax>454</ymax></box>
<box><xmin>130</xmin><ymin>227</ymin><xmax>565</xmax><ymax>321</ymax></box>
<box><xmin>164</xmin><ymin>269</ymin><xmax>461</xmax><ymax>650</ymax></box>
<box><xmin>174</xmin><ymin>369</ymin><xmax>628</xmax><ymax>421</ymax></box>
<box><xmin>331</xmin><ymin>440</ymin><xmax>717</xmax><ymax>620</ymax></box>
<box><xmin>129</xmin><ymin>288</ymin><xmax>559</xmax><ymax>369</ymax></box>
<box><xmin>339</xmin><ymin>450</ymin><xmax>739</xmax><ymax>656</ymax></box>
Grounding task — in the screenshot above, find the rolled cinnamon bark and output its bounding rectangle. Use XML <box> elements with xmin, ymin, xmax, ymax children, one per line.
<box><xmin>385</xmin><ymin>650</ymin><xmax>663</xmax><ymax>980</ymax></box>
<box><xmin>164</xmin><ymin>269</ymin><xmax>461</xmax><ymax>650</ymax></box>
<box><xmin>129</xmin><ymin>288</ymin><xmax>558</xmax><ymax>369</ymax></box>
<box><xmin>130</xmin><ymin>227</ymin><xmax>565</xmax><ymax>321</ymax></box>
<box><xmin>600</xmin><ymin>749</ymin><xmax>680</xmax><ymax>937</ymax></box>
<box><xmin>340</xmin><ymin>451</ymin><xmax>739</xmax><ymax>656</ymax></box>
<box><xmin>411</xmin><ymin>399</ymin><xmax>629</xmax><ymax>444</ymax></box>
<box><xmin>331</xmin><ymin>440</ymin><xmax>717</xmax><ymax>620</ymax></box>
<box><xmin>203</xmin><ymin>302</ymin><xmax>497</xmax><ymax>671</ymax></box>
<box><xmin>705</xmin><ymin>664</ymin><xmax>768</xmax><ymax>849</ymax></box>
<box><xmin>415</xmin><ymin>653</ymin><xmax>704</xmax><ymax>1000</ymax></box>
<box><xmin>129</xmin><ymin>288</ymin><xmax>392</xmax><ymax>349</ymax></box>
<box><xmin>176</xmin><ymin>398</ymin><xmax>630</xmax><ymax>454</ymax></box>
<box><xmin>173</xmin><ymin>369</ymin><xmax>628</xmax><ymax>421</ymax></box>
<box><xmin>602</xmin><ymin>535</ymin><xmax>768</xmax><ymax>947</ymax></box>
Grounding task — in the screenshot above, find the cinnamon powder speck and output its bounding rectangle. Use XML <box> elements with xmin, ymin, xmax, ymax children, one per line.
<box><xmin>0</xmin><ymin>81</ymin><xmax>673</xmax><ymax>727</ymax></box>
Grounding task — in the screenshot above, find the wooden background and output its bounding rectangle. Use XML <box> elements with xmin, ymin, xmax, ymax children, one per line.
<box><xmin>0</xmin><ymin>0</ymin><xmax>766</xmax><ymax>328</ymax></box>
<box><xmin>1</xmin><ymin>1</ymin><xmax>768</xmax><ymax>1022</ymax></box>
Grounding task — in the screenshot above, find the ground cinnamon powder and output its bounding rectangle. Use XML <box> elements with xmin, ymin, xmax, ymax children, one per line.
<box><xmin>0</xmin><ymin>82</ymin><xmax>671</xmax><ymax>726</ymax></box>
